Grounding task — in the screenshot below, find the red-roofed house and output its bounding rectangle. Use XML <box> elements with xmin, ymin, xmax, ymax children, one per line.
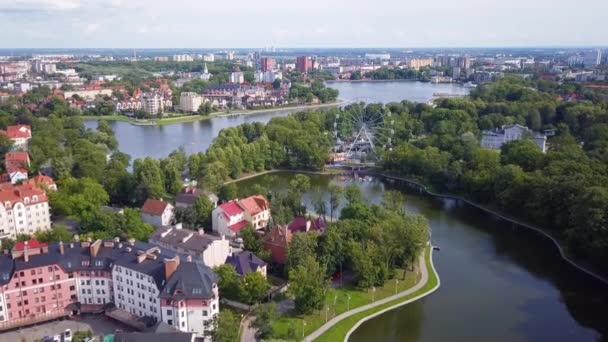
<box><xmin>0</xmin><ymin>125</ymin><xmax>31</xmax><ymax>150</ymax></box>
<box><xmin>141</xmin><ymin>198</ymin><xmax>174</xmax><ymax>228</ymax></box>
<box><xmin>25</xmin><ymin>174</ymin><xmax>57</xmax><ymax>191</ymax></box>
<box><xmin>212</xmin><ymin>200</ymin><xmax>246</xmax><ymax>236</ymax></box>
<box><xmin>262</xmin><ymin>225</ymin><xmax>293</xmax><ymax>264</ymax></box>
<box><xmin>0</xmin><ymin>182</ymin><xmax>51</xmax><ymax>238</ymax></box>
<box><xmin>3</xmin><ymin>151</ymin><xmax>30</xmax><ymax>184</ymax></box>
<box><xmin>211</xmin><ymin>195</ymin><xmax>271</xmax><ymax>237</ymax></box>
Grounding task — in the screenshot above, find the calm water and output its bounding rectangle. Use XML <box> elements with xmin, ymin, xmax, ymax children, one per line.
<box><xmin>84</xmin><ymin>81</ymin><xmax>467</xmax><ymax>161</ymax></box>
<box><xmin>327</xmin><ymin>80</ymin><xmax>470</xmax><ymax>104</ymax></box>
<box><xmin>236</xmin><ymin>172</ymin><xmax>608</xmax><ymax>342</ymax></box>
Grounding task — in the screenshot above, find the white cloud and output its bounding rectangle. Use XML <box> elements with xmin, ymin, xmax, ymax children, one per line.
<box><xmin>0</xmin><ymin>0</ymin><xmax>82</xmax><ymax>11</ymax></box>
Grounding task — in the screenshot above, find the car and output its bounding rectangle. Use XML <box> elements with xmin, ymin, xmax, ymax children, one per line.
<box><xmin>52</xmin><ymin>335</ymin><xmax>61</xmax><ymax>342</ymax></box>
<box><xmin>63</xmin><ymin>329</ymin><xmax>73</xmax><ymax>342</ymax></box>
<box><xmin>41</xmin><ymin>336</ymin><xmax>54</xmax><ymax>342</ymax></box>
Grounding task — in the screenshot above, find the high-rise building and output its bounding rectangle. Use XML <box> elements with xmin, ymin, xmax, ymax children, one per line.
<box><xmin>141</xmin><ymin>92</ymin><xmax>165</xmax><ymax>116</ymax></box>
<box><xmin>180</xmin><ymin>92</ymin><xmax>203</xmax><ymax>113</ymax></box>
<box><xmin>296</xmin><ymin>56</ymin><xmax>313</xmax><ymax>73</ymax></box>
<box><xmin>230</xmin><ymin>72</ymin><xmax>244</xmax><ymax>84</ymax></box>
<box><xmin>261</xmin><ymin>57</ymin><xmax>276</xmax><ymax>72</ymax></box>
<box><xmin>583</xmin><ymin>49</ymin><xmax>602</xmax><ymax>67</ymax></box>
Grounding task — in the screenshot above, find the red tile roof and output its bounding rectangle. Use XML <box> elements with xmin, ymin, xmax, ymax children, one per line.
<box><xmin>28</xmin><ymin>175</ymin><xmax>56</xmax><ymax>187</ymax></box>
<box><xmin>14</xmin><ymin>239</ymin><xmax>48</xmax><ymax>251</ymax></box>
<box><xmin>141</xmin><ymin>198</ymin><xmax>171</xmax><ymax>216</ymax></box>
<box><xmin>0</xmin><ymin>125</ymin><xmax>31</xmax><ymax>139</ymax></box>
<box><xmin>228</xmin><ymin>220</ymin><xmax>249</xmax><ymax>233</ymax></box>
<box><xmin>218</xmin><ymin>201</ymin><xmax>244</xmax><ymax>217</ymax></box>
<box><xmin>238</xmin><ymin>195</ymin><xmax>269</xmax><ymax>216</ymax></box>
<box><xmin>5</xmin><ymin>151</ymin><xmax>29</xmax><ymax>173</ymax></box>
<box><xmin>0</xmin><ymin>183</ymin><xmax>48</xmax><ymax>208</ymax></box>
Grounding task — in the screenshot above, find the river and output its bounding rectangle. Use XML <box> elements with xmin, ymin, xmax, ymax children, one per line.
<box><xmin>84</xmin><ymin>81</ymin><xmax>469</xmax><ymax>161</ymax></box>
<box><xmin>83</xmin><ymin>81</ymin><xmax>608</xmax><ymax>341</ymax></box>
<box><xmin>235</xmin><ymin>172</ymin><xmax>608</xmax><ymax>342</ymax></box>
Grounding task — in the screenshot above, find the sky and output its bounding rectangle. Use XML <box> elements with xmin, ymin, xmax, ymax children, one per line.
<box><xmin>0</xmin><ymin>0</ymin><xmax>606</xmax><ymax>48</ymax></box>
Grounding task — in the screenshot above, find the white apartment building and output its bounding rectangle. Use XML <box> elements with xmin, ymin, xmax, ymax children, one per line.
<box><xmin>0</xmin><ymin>183</ymin><xmax>51</xmax><ymax>239</ymax></box>
<box><xmin>180</xmin><ymin>92</ymin><xmax>203</xmax><ymax>113</ymax></box>
<box><xmin>230</xmin><ymin>72</ymin><xmax>244</xmax><ymax>84</ymax></box>
<box><xmin>141</xmin><ymin>93</ymin><xmax>165</xmax><ymax>116</ymax></box>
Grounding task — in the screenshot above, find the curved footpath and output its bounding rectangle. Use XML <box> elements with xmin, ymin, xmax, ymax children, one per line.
<box><xmin>304</xmin><ymin>247</ymin><xmax>440</xmax><ymax>342</ymax></box>
<box><xmin>378</xmin><ymin>173</ymin><xmax>608</xmax><ymax>286</ymax></box>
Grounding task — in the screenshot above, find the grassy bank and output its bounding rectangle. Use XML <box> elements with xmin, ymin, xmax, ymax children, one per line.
<box><xmin>81</xmin><ymin>102</ymin><xmax>341</xmax><ymax>127</ymax></box>
<box><xmin>315</xmin><ymin>246</ymin><xmax>437</xmax><ymax>342</ymax></box>
<box><xmin>270</xmin><ymin>252</ymin><xmax>425</xmax><ymax>340</ymax></box>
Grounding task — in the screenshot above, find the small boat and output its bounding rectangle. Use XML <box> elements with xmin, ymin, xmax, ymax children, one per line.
<box><xmin>433</xmin><ymin>246</ymin><xmax>441</xmax><ymax>251</ymax></box>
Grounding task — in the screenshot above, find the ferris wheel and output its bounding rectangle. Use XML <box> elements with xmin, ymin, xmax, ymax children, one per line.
<box><xmin>333</xmin><ymin>104</ymin><xmax>395</xmax><ymax>159</ymax></box>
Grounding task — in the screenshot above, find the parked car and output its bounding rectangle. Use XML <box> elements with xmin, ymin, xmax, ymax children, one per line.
<box><xmin>52</xmin><ymin>335</ymin><xmax>61</xmax><ymax>342</ymax></box>
<box><xmin>63</xmin><ymin>329</ymin><xmax>73</xmax><ymax>342</ymax></box>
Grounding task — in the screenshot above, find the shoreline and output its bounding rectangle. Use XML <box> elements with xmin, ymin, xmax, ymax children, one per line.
<box><xmin>377</xmin><ymin>173</ymin><xmax>608</xmax><ymax>286</ymax></box>
<box><xmin>307</xmin><ymin>246</ymin><xmax>439</xmax><ymax>342</ymax></box>
<box><xmin>81</xmin><ymin>101</ymin><xmax>342</xmax><ymax>127</ymax></box>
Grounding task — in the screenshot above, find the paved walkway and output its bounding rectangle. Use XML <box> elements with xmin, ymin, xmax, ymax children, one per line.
<box><xmin>240</xmin><ymin>313</ymin><xmax>257</xmax><ymax>342</ymax></box>
<box><xmin>304</xmin><ymin>251</ymin><xmax>430</xmax><ymax>342</ymax></box>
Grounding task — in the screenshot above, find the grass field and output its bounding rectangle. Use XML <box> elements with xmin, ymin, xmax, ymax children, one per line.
<box><xmin>271</xmin><ymin>263</ymin><xmax>421</xmax><ymax>340</ymax></box>
<box><xmin>314</xmin><ymin>247</ymin><xmax>437</xmax><ymax>342</ymax></box>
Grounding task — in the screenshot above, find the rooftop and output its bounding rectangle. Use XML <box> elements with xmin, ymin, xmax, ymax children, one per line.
<box><xmin>142</xmin><ymin>198</ymin><xmax>171</xmax><ymax>216</ymax></box>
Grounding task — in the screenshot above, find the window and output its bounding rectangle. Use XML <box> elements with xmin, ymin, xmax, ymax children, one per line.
<box><xmin>203</xmin><ymin>310</ymin><xmax>207</xmax><ymax>316</ymax></box>
<box><xmin>168</xmin><ymin>319</ymin><xmax>173</xmax><ymax>325</ymax></box>
<box><xmin>166</xmin><ymin>309</ymin><xmax>172</xmax><ymax>316</ymax></box>
<box><xmin>30</xmin><ymin>270</ymin><xmax>35</xmax><ymax>276</ymax></box>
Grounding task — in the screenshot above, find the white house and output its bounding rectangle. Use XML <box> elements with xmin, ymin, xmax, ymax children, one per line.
<box><xmin>481</xmin><ymin>124</ymin><xmax>547</xmax><ymax>153</ymax></box>
<box><xmin>149</xmin><ymin>224</ymin><xmax>231</xmax><ymax>268</ymax></box>
<box><xmin>211</xmin><ymin>195</ymin><xmax>271</xmax><ymax>237</ymax></box>
<box><xmin>141</xmin><ymin>199</ymin><xmax>174</xmax><ymax>228</ymax></box>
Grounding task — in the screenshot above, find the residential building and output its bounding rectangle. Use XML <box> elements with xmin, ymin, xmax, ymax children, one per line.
<box><xmin>260</xmin><ymin>57</ymin><xmax>276</xmax><ymax>72</ymax></box>
<box><xmin>3</xmin><ymin>151</ymin><xmax>30</xmax><ymax>184</ymax></box>
<box><xmin>203</xmin><ymin>54</ymin><xmax>215</xmax><ymax>62</ymax></box>
<box><xmin>480</xmin><ymin>124</ymin><xmax>547</xmax><ymax>153</ymax></box>
<box><xmin>583</xmin><ymin>49</ymin><xmax>602</xmax><ymax>68</ymax></box>
<box><xmin>63</xmin><ymin>89</ymin><xmax>113</xmax><ymax>100</ymax></box>
<box><xmin>225</xmin><ymin>251</ymin><xmax>266</xmax><ymax>278</ymax></box>
<box><xmin>173</xmin><ymin>55</ymin><xmax>194</xmax><ymax>62</ymax></box>
<box><xmin>296</xmin><ymin>56</ymin><xmax>313</xmax><ymax>73</ymax></box>
<box><xmin>141</xmin><ymin>92</ymin><xmax>165</xmax><ymax>116</ymax></box>
<box><xmin>141</xmin><ymin>199</ymin><xmax>174</xmax><ymax>228</ymax></box>
<box><xmin>24</xmin><ymin>175</ymin><xmax>57</xmax><ymax>191</ymax></box>
<box><xmin>175</xmin><ymin>187</ymin><xmax>218</xmax><ymax>209</ymax></box>
<box><xmin>0</xmin><ymin>238</ymin><xmax>219</xmax><ymax>335</ymax></box>
<box><xmin>0</xmin><ymin>125</ymin><xmax>31</xmax><ymax>151</ymax></box>
<box><xmin>112</xmin><ymin>331</ymin><xmax>196</xmax><ymax>342</ymax></box>
<box><xmin>0</xmin><ymin>182</ymin><xmax>51</xmax><ymax>238</ymax></box>
<box><xmin>262</xmin><ymin>225</ymin><xmax>292</xmax><ymax>264</ymax></box>
<box><xmin>211</xmin><ymin>201</ymin><xmax>245</xmax><ymax>237</ymax></box>
<box><xmin>254</xmin><ymin>70</ymin><xmax>283</xmax><ymax>83</ymax></box>
<box><xmin>229</xmin><ymin>72</ymin><xmax>244</xmax><ymax>84</ymax></box>
<box><xmin>287</xmin><ymin>216</ymin><xmax>326</xmax><ymax>234</ymax></box>
<box><xmin>179</xmin><ymin>92</ymin><xmax>202</xmax><ymax>113</ymax></box>
<box><xmin>365</xmin><ymin>53</ymin><xmax>391</xmax><ymax>60</ymax></box>
<box><xmin>149</xmin><ymin>225</ymin><xmax>231</xmax><ymax>268</ymax></box>
<box><xmin>211</xmin><ymin>195</ymin><xmax>271</xmax><ymax>237</ymax></box>
<box><xmin>407</xmin><ymin>58</ymin><xmax>433</xmax><ymax>69</ymax></box>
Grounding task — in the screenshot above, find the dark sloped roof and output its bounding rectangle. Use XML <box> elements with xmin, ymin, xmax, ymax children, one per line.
<box><xmin>113</xmin><ymin>332</ymin><xmax>194</xmax><ymax>342</ymax></box>
<box><xmin>160</xmin><ymin>262</ymin><xmax>217</xmax><ymax>300</ymax></box>
<box><xmin>149</xmin><ymin>227</ymin><xmax>220</xmax><ymax>254</ymax></box>
<box><xmin>225</xmin><ymin>251</ymin><xmax>266</xmax><ymax>276</ymax></box>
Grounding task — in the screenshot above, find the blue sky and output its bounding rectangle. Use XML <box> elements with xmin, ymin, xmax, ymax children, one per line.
<box><xmin>0</xmin><ymin>0</ymin><xmax>606</xmax><ymax>48</ymax></box>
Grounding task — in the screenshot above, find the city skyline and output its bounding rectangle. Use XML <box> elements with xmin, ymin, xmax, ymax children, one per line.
<box><xmin>0</xmin><ymin>0</ymin><xmax>606</xmax><ymax>48</ymax></box>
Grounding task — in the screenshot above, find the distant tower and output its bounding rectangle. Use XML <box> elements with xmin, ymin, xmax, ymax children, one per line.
<box><xmin>204</xmin><ymin>63</ymin><xmax>208</xmax><ymax>74</ymax></box>
<box><xmin>133</xmin><ymin>49</ymin><xmax>137</xmax><ymax>61</ymax></box>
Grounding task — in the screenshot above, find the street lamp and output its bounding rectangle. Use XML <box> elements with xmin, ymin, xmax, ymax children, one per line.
<box><xmin>395</xmin><ymin>280</ymin><xmax>399</xmax><ymax>294</ymax></box>
<box><xmin>302</xmin><ymin>320</ymin><xmax>306</xmax><ymax>338</ymax></box>
<box><xmin>325</xmin><ymin>306</ymin><xmax>330</xmax><ymax>322</ymax></box>
<box><xmin>347</xmin><ymin>294</ymin><xmax>351</xmax><ymax>311</ymax></box>
<box><xmin>372</xmin><ymin>287</ymin><xmax>376</xmax><ymax>302</ymax></box>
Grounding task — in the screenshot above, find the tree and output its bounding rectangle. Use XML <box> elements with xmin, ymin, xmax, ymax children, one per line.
<box><xmin>288</xmin><ymin>256</ymin><xmax>329</xmax><ymax>315</ymax></box>
<box><xmin>204</xmin><ymin>161</ymin><xmax>229</xmax><ymax>193</ymax></box>
<box><xmin>327</xmin><ymin>184</ymin><xmax>343</xmax><ymax>222</ymax></box>
<box><xmin>382</xmin><ymin>190</ymin><xmax>406</xmax><ymax>213</ymax></box>
<box><xmin>251</xmin><ymin>303</ymin><xmax>278</xmax><ymax>340</ymax></box>
<box><xmin>241</xmin><ymin>225</ymin><xmax>262</xmax><ymax>254</ymax></box>
<box><xmin>343</xmin><ymin>184</ymin><xmax>362</xmax><ymax>205</ymax></box>
<box><xmin>214</xmin><ymin>264</ymin><xmax>239</xmax><ymax>299</ymax></box>
<box><xmin>219</xmin><ymin>183</ymin><xmax>237</xmax><ymax>202</ymax></box>
<box><xmin>192</xmin><ymin>195</ymin><xmax>214</xmax><ymax>228</ymax></box>
<box><xmin>287</xmin><ymin>174</ymin><xmax>311</xmax><ymax>216</ymax></box>
<box><xmin>238</xmin><ymin>271</ymin><xmax>270</xmax><ymax>305</ymax></box>
<box><xmin>34</xmin><ymin>225</ymin><xmax>73</xmax><ymax>243</ymax></box>
<box><xmin>133</xmin><ymin>158</ymin><xmax>165</xmax><ymax>204</ymax></box>
<box><xmin>272</xmin><ymin>78</ymin><xmax>281</xmax><ymax>90</ymax></box>
<box><xmin>49</xmin><ymin>177</ymin><xmax>109</xmax><ymax>220</ymax></box>
<box><xmin>208</xmin><ymin>310</ymin><xmax>239</xmax><ymax>342</ymax></box>
<box><xmin>500</xmin><ymin>139</ymin><xmax>545</xmax><ymax>172</ymax></box>
<box><xmin>287</xmin><ymin>232</ymin><xmax>318</xmax><ymax>271</ymax></box>
<box><xmin>312</xmin><ymin>192</ymin><xmax>327</xmax><ymax>219</ymax></box>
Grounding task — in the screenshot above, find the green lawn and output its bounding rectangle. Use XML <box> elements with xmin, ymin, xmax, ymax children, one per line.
<box><xmin>271</xmin><ymin>262</ymin><xmax>422</xmax><ymax>340</ymax></box>
<box><xmin>314</xmin><ymin>247</ymin><xmax>438</xmax><ymax>342</ymax></box>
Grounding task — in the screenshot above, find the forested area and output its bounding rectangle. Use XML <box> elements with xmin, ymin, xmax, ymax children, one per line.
<box><xmin>379</xmin><ymin>77</ymin><xmax>608</xmax><ymax>272</ymax></box>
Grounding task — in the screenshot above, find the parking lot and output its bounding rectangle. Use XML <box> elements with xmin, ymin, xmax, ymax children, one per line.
<box><xmin>0</xmin><ymin>314</ymin><xmax>132</xmax><ymax>342</ymax></box>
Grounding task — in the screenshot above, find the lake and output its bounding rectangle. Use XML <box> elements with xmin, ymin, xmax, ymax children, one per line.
<box><xmin>84</xmin><ymin>81</ymin><xmax>468</xmax><ymax>161</ymax></box>
<box><xmin>235</xmin><ymin>172</ymin><xmax>608</xmax><ymax>342</ymax></box>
